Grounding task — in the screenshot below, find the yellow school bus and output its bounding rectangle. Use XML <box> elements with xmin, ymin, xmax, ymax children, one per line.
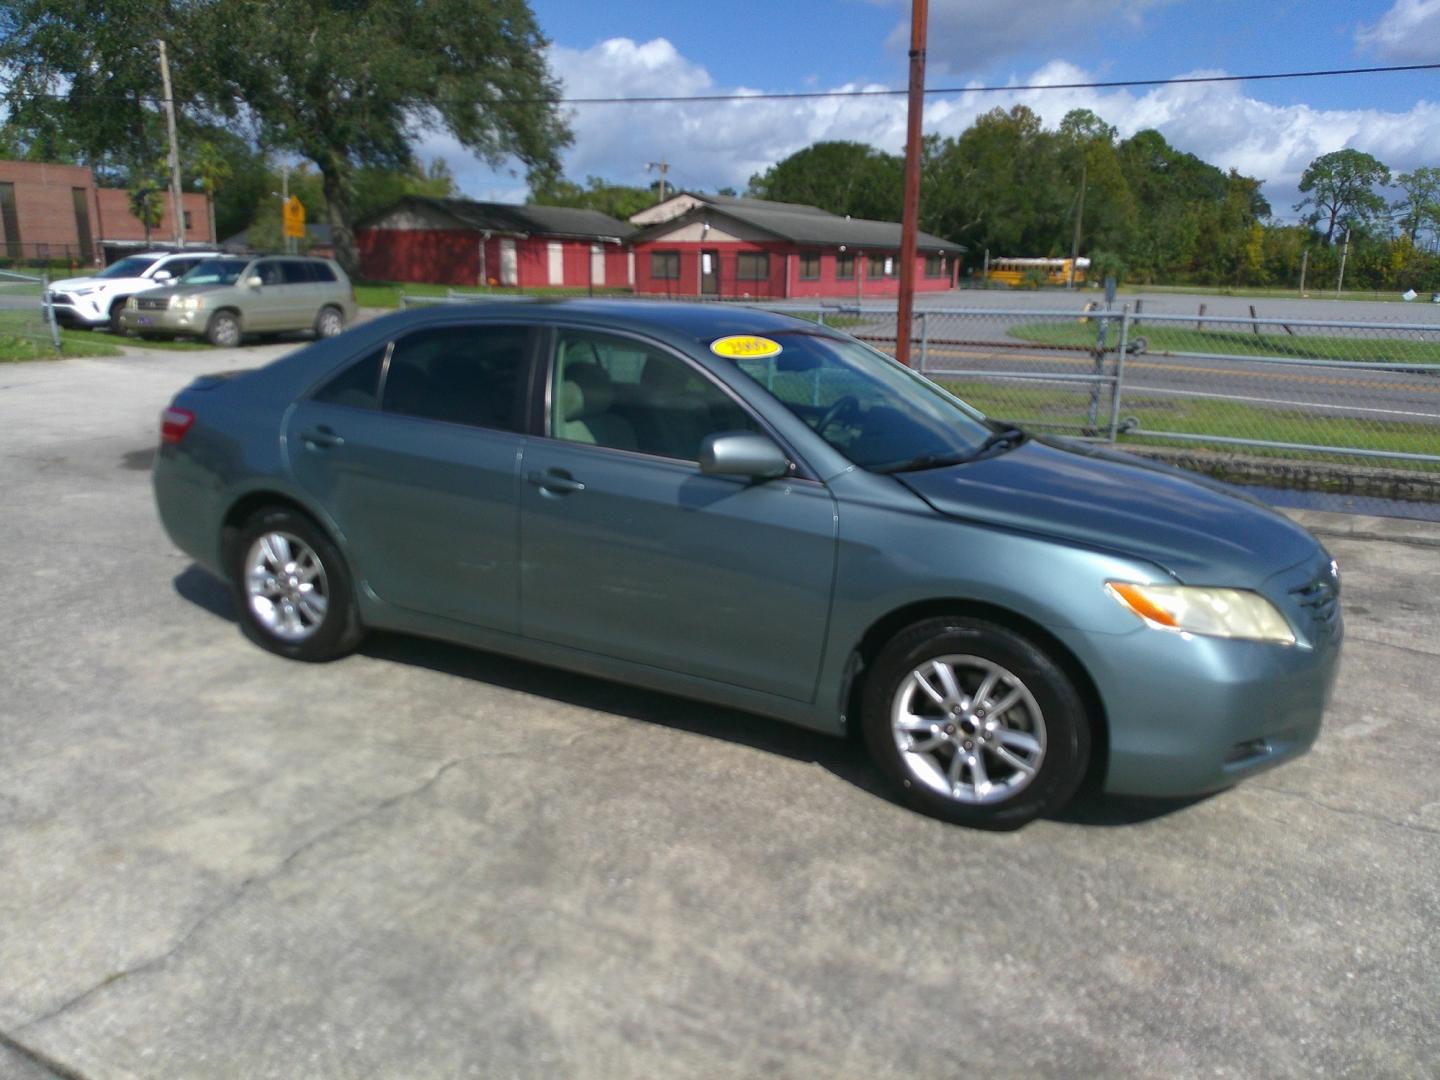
<box><xmin>983</xmin><ymin>257</ymin><xmax>1089</xmax><ymax>288</ymax></box>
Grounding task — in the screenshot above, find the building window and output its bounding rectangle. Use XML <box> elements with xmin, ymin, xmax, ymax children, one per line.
<box><xmin>183</xmin><ymin>210</ymin><xmax>193</xmax><ymax>232</ymax></box>
<box><xmin>869</xmin><ymin>254</ymin><xmax>895</xmax><ymax>279</ymax></box>
<box><xmin>72</xmin><ymin>188</ymin><xmax>94</xmax><ymax>263</ymax></box>
<box><xmin>736</xmin><ymin>252</ymin><xmax>769</xmax><ymax>281</ymax></box>
<box><xmin>650</xmin><ymin>250</ymin><xmax>680</xmax><ymax>280</ymax></box>
<box><xmin>925</xmin><ymin>253</ymin><xmax>946</xmax><ymax>278</ymax></box>
<box><xmin>798</xmin><ymin>252</ymin><xmax>820</xmax><ymax>280</ymax></box>
<box><xmin>835</xmin><ymin>253</ymin><xmax>855</xmax><ymax>280</ymax></box>
<box><xmin>0</xmin><ymin>183</ymin><xmax>20</xmax><ymax>259</ymax></box>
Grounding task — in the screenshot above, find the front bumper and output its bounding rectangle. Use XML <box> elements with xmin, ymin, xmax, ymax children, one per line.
<box><xmin>45</xmin><ymin>293</ymin><xmax>108</xmax><ymax>327</ymax></box>
<box><xmin>118</xmin><ymin>304</ymin><xmax>204</xmax><ymax>336</ymax></box>
<box><xmin>1057</xmin><ymin>553</ymin><xmax>1342</xmax><ymax>797</ymax></box>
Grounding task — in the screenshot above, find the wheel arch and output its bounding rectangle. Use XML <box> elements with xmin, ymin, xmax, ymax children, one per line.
<box><xmin>220</xmin><ymin>488</ymin><xmax>343</xmax><ymax>571</ymax></box>
<box><xmin>844</xmin><ymin>598</ymin><xmax>1109</xmax><ymax>791</ymax></box>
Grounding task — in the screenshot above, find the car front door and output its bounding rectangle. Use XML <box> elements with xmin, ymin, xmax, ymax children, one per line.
<box><xmin>286</xmin><ymin>322</ymin><xmax>536</xmax><ymax>632</ymax></box>
<box><xmin>519</xmin><ymin>327</ymin><xmax>838</xmax><ymax>703</ymax></box>
<box><xmin>240</xmin><ymin>259</ymin><xmax>286</xmax><ymax>330</ymax></box>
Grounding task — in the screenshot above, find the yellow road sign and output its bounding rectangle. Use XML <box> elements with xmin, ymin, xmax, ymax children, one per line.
<box><xmin>283</xmin><ymin>195</ymin><xmax>305</xmax><ymax>239</ymax></box>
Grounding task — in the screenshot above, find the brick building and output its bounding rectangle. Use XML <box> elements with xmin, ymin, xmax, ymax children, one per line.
<box><xmin>358</xmin><ymin>197</ymin><xmax>633</xmax><ymax>288</ymax></box>
<box><xmin>0</xmin><ymin>158</ymin><xmax>212</xmax><ymax>267</ymax></box>
<box><xmin>628</xmin><ymin>193</ymin><xmax>962</xmax><ymax>300</ymax></box>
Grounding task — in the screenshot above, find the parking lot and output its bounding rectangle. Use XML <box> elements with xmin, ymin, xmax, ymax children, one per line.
<box><xmin>1</xmin><ymin>340</ymin><xmax>1437</xmax><ymax>1078</ymax></box>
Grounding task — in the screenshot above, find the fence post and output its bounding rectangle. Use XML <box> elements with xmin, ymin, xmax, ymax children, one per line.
<box><xmin>1108</xmin><ymin>305</ymin><xmax>1130</xmax><ymax>442</ymax></box>
<box><xmin>1086</xmin><ymin>310</ymin><xmax>1111</xmax><ymax>432</ymax></box>
<box><xmin>42</xmin><ymin>272</ymin><xmax>61</xmax><ymax>352</ymax></box>
<box><xmin>919</xmin><ymin>311</ymin><xmax>929</xmax><ymax>370</ymax></box>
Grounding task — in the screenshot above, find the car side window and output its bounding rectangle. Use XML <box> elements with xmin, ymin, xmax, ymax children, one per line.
<box><xmin>550</xmin><ymin>329</ymin><xmax>759</xmax><ymax>461</ymax></box>
<box><xmin>255</xmin><ymin>261</ymin><xmax>284</xmax><ymax>286</ymax></box>
<box><xmin>381</xmin><ymin>324</ymin><xmax>530</xmax><ymax>432</ymax></box>
<box><xmin>312</xmin><ymin>346</ymin><xmax>386</xmax><ymax>410</ymax></box>
<box><xmin>311</xmin><ymin>262</ymin><xmax>337</xmax><ymax>282</ymax></box>
<box><xmin>280</xmin><ymin>260</ymin><xmax>315</xmax><ymax>285</ymax></box>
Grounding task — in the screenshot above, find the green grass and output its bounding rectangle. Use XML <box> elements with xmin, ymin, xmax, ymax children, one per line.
<box><xmin>1119</xmin><ymin>283</ymin><xmax>1430</xmax><ymax>304</ymax></box>
<box><xmin>0</xmin><ymin>308</ymin><xmax>126</xmax><ymax>361</ymax></box>
<box><xmin>935</xmin><ymin>378</ymin><xmax>1440</xmax><ymax>470</ymax></box>
<box><xmin>1008</xmin><ymin>320</ymin><xmax>1440</xmax><ymax>364</ymax></box>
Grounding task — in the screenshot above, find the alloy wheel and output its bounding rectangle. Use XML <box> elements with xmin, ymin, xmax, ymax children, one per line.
<box><xmin>244</xmin><ymin>531</ymin><xmax>329</xmax><ymax>642</ymax></box>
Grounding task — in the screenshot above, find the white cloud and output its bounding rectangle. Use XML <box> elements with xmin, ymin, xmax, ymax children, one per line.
<box><xmin>880</xmin><ymin>0</ymin><xmax>1172</xmax><ymax>72</ymax></box>
<box><xmin>419</xmin><ymin>39</ymin><xmax>1440</xmax><ymax>222</ymax></box>
<box><xmin>1356</xmin><ymin>0</ymin><xmax>1440</xmax><ymax>63</ymax></box>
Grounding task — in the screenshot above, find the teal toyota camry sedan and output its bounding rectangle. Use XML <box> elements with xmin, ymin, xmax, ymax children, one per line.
<box><xmin>153</xmin><ymin>301</ymin><xmax>1341</xmax><ymax>827</ymax></box>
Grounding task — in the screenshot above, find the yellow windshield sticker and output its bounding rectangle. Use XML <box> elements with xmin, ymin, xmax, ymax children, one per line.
<box><xmin>710</xmin><ymin>335</ymin><xmax>783</xmax><ymax>359</ymax></box>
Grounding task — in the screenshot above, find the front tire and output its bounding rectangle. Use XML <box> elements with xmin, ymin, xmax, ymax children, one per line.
<box><xmin>206</xmin><ymin>310</ymin><xmax>242</xmax><ymax>347</ymax></box>
<box><xmin>108</xmin><ymin>300</ymin><xmax>129</xmax><ymax>335</ymax></box>
<box><xmin>861</xmin><ymin>616</ymin><xmax>1091</xmax><ymax>829</ymax></box>
<box><xmin>229</xmin><ymin>507</ymin><xmax>364</xmax><ymax>662</ymax></box>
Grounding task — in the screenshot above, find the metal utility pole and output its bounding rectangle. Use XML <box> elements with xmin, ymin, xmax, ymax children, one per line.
<box><xmin>894</xmin><ymin>0</ymin><xmax>928</xmax><ymax>367</ymax></box>
<box><xmin>1298</xmin><ymin>248</ymin><xmax>1308</xmax><ymax>295</ymax></box>
<box><xmin>646</xmin><ymin>159</ymin><xmax>670</xmax><ymax>203</ymax></box>
<box><xmin>1336</xmin><ymin>227</ymin><xmax>1351</xmax><ymax>296</ymax></box>
<box><xmin>157</xmin><ymin>40</ymin><xmax>185</xmax><ymax>248</ymax></box>
<box><xmin>281</xmin><ymin>165</ymin><xmax>292</xmax><ymax>254</ymax></box>
<box><xmin>1067</xmin><ymin>161</ymin><xmax>1087</xmax><ymax>289</ymax></box>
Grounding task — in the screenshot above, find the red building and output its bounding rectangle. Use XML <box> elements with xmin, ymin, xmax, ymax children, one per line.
<box><xmin>628</xmin><ymin>193</ymin><xmax>963</xmax><ymax>300</ymax></box>
<box><xmin>357</xmin><ymin>197</ymin><xmax>633</xmax><ymax>289</ymax></box>
<box><xmin>0</xmin><ymin>158</ymin><xmax>213</xmax><ymax>267</ymax></box>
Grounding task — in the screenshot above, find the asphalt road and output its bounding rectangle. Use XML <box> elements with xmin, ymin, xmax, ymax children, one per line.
<box><xmin>1</xmin><ymin>339</ymin><xmax>1437</xmax><ymax>1078</ymax></box>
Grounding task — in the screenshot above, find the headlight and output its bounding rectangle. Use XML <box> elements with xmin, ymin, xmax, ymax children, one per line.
<box><xmin>174</xmin><ymin>296</ymin><xmax>205</xmax><ymax>311</ymax></box>
<box><xmin>1106</xmin><ymin>582</ymin><xmax>1295</xmax><ymax>644</ymax></box>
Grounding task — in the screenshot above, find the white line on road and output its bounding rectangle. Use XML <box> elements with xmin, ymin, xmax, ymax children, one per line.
<box><xmin>1140</xmin><ymin>386</ymin><xmax>1440</xmax><ymax>421</ymax></box>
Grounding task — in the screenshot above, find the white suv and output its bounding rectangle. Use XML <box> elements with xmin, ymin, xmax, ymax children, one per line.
<box><xmin>46</xmin><ymin>250</ymin><xmax>222</xmax><ymax>332</ymax></box>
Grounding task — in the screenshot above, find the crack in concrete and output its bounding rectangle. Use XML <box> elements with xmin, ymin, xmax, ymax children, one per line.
<box><xmin>1249</xmin><ymin>783</ymin><xmax>1440</xmax><ymax>839</ymax></box>
<box><xmin>14</xmin><ymin>757</ymin><xmax>462</xmax><ymax>1038</ymax></box>
<box><xmin>1308</xmin><ymin>528</ymin><xmax>1440</xmax><ymax>551</ymax></box>
<box><xmin>0</xmin><ymin>1028</ymin><xmax>89</xmax><ymax>1080</ymax></box>
<box><xmin>1343</xmin><ymin>634</ymin><xmax>1440</xmax><ymax>660</ymax></box>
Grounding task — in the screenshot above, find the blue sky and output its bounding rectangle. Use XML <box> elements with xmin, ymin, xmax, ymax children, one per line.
<box><xmin>426</xmin><ymin>0</ymin><xmax>1440</xmax><ymax>218</ymax></box>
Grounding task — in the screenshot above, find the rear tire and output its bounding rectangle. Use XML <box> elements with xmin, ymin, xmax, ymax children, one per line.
<box><xmin>861</xmin><ymin>616</ymin><xmax>1091</xmax><ymax>829</ymax></box>
<box><xmin>228</xmin><ymin>507</ymin><xmax>365</xmax><ymax>662</ymax></box>
<box><xmin>206</xmin><ymin>310</ymin><xmax>241</xmax><ymax>347</ymax></box>
<box><xmin>314</xmin><ymin>305</ymin><xmax>345</xmax><ymax>339</ymax></box>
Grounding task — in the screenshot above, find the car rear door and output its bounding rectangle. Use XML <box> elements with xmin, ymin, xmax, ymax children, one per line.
<box><xmin>278</xmin><ymin>259</ymin><xmax>320</xmax><ymax>330</ymax></box>
<box><xmin>518</xmin><ymin>326</ymin><xmax>838</xmax><ymax>703</ymax></box>
<box><xmin>286</xmin><ymin>321</ymin><xmax>537</xmax><ymax>632</ymax></box>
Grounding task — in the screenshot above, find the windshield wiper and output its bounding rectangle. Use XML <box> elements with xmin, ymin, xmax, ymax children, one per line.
<box><xmin>966</xmin><ymin>424</ymin><xmax>1028</xmax><ymax>461</ymax></box>
<box><xmin>871</xmin><ymin>425</ymin><xmax>1028</xmax><ymax>475</ymax></box>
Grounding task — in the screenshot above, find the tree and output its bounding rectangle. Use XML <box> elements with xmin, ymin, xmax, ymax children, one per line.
<box><xmin>0</xmin><ymin>0</ymin><xmax>571</xmax><ymax>276</ymax></box>
<box><xmin>128</xmin><ymin>179</ymin><xmax>166</xmax><ymax>247</ymax></box>
<box><xmin>747</xmin><ymin>141</ymin><xmax>903</xmax><ymax>221</ymax></box>
<box><xmin>1294</xmin><ymin>149</ymin><xmax>1391</xmax><ymax>244</ymax></box>
<box><xmin>1393</xmin><ymin>167</ymin><xmax>1440</xmax><ymax>244</ymax></box>
<box><xmin>531</xmin><ymin>175</ymin><xmax>655</xmax><ymax>221</ymax></box>
<box><xmin>192</xmin><ymin>140</ymin><xmax>233</xmax><ymax>246</ymax></box>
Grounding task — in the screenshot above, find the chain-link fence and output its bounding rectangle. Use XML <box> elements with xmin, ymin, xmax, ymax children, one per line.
<box><xmin>790</xmin><ymin>303</ymin><xmax>1440</xmax><ymax>492</ymax></box>
<box><xmin>395</xmin><ymin>290</ymin><xmax>1440</xmax><ymax>496</ymax></box>
<box><xmin>0</xmin><ymin>270</ymin><xmax>61</xmax><ymax>357</ymax></box>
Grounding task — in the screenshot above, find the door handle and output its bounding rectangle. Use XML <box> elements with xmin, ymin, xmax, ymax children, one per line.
<box><xmin>300</xmin><ymin>426</ymin><xmax>344</xmax><ymax>449</ymax></box>
<box><xmin>527</xmin><ymin>470</ymin><xmax>585</xmax><ymax>495</ymax></box>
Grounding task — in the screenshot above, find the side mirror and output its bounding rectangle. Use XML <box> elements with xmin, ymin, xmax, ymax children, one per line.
<box><xmin>245</xmin><ymin>275</ymin><xmax>263</xmax><ymax>288</ymax></box>
<box><xmin>699</xmin><ymin>431</ymin><xmax>789</xmax><ymax>480</ymax></box>
<box><xmin>152</xmin><ymin>269</ymin><xmax>172</xmax><ymax>281</ymax></box>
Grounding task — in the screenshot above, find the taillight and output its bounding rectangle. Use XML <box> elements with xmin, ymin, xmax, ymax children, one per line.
<box><xmin>160</xmin><ymin>407</ymin><xmax>196</xmax><ymax>444</ymax></box>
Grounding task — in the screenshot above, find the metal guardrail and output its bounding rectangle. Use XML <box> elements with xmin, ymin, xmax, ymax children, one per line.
<box><xmin>396</xmin><ymin>291</ymin><xmax>1440</xmax><ymax>475</ymax></box>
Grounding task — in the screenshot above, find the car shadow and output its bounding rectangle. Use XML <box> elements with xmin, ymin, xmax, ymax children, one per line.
<box><xmin>173</xmin><ymin>565</ymin><xmax>1208</xmax><ymax>830</ymax></box>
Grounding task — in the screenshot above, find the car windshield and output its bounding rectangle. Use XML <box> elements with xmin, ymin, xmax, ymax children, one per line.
<box><xmin>727</xmin><ymin>330</ymin><xmax>1004</xmax><ymax>472</ymax></box>
<box><xmin>96</xmin><ymin>256</ymin><xmax>160</xmax><ymax>280</ymax></box>
<box><xmin>178</xmin><ymin>259</ymin><xmax>249</xmax><ymax>286</ymax></box>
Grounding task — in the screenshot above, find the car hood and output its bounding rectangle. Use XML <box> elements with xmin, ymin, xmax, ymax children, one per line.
<box><xmin>896</xmin><ymin>437</ymin><xmax>1320</xmax><ymax>586</ymax></box>
<box><xmin>51</xmin><ymin>275</ymin><xmax>152</xmax><ymax>292</ymax></box>
<box><xmin>51</xmin><ymin>275</ymin><xmax>104</xmax><ymax>291</ymax></box>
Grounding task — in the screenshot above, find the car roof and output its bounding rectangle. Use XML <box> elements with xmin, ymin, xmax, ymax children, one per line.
<box><xmin>373</xmin><ymin>298</ymin><xmax>841</xmax><ymax>346</ymax></box>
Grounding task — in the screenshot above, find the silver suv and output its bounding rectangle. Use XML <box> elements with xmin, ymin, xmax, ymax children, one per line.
<box><xmin>117</xmin><ymin>255</ymin><xmax>358</xmax><ymax>346</ymax></box>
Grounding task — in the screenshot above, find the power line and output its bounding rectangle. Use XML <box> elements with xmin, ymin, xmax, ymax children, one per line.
<box><xmin>8</xmin><ymin>62</ymin><xmax>1440</xmax><ymax>108</ymax></box>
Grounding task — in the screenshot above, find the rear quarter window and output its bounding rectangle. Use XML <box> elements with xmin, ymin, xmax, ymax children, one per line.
<box><xmin>311</xmin><ymin>346</ymin><xmax>386</xmax><ymax>410</ymax></box>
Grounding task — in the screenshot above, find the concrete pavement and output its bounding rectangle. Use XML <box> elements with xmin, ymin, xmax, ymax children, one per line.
<box><xmin>0</xmin><ymin>340</ymin><xmax>1437</xmax><ymax>1078</ymax></box>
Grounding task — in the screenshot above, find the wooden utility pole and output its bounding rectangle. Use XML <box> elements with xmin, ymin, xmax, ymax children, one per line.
<box><xmin>157</xmin><ymin>40</ymin><xmax>185</xmax><ymax>248</ymax></box>
<box><xmin>1067</xmin><ymin>161</ymin><xmax>1087</xmax><ymax>289</ymax></box>
<box><xmin>646</xmin><ymin>159</ymin><xmax>670</xmax><ymax>202</ymax></box>
<box><xmin>894</xmin><ymin>0</ymin><xmax>928</xmax><ymax>367</ymax></box>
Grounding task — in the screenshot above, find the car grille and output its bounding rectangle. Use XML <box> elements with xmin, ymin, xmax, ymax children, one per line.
<box><xmin>1290</xmin><ymin>570</ymin><xmax>1340</xmax><ymax>641</ymax></box>
<box><xmin>47</xmin><ymin>291</ymin><xmax>74</xmax><ymax>305</ymax></box>
<box><xmin>136</xmin><ymin>297</ymin><xmax>170</xmax><ymax>311</ymax></box>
